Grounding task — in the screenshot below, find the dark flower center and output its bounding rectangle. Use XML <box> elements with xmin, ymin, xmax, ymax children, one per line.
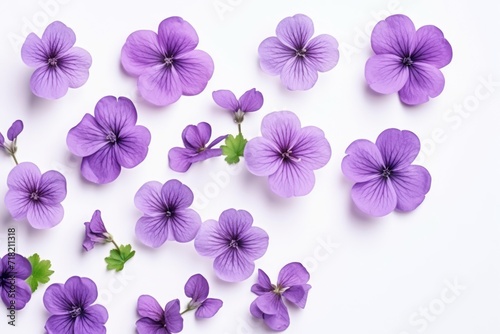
<box><xmin>296</xmin><ymin>48</ymin><xmax>307</xmax><ymax>57</ymax></box>
<box><xmin>229</xmin><ymin>239</ymin><xmax>239</xmax><ymax>248</ymax></box>
<box><xmin>106</xmin><ymin>132</ymin><xmax>117</xmax><ymax>144</ymax></box>
<box><xmin>402</xmin><ymin>56</ymin><xmax>414</xmax><ymax>67</ymax></box>
<box><xmin>163</xmin><ymin>56</ymin><xmax>174</xmax><ymax>67</ymax></box>
<box><xmin>381</xmin><ymin>167</ymin><xmax>392</xmax><ymax>178</ymax></box>
<box><xmin>69</xmin><ymin>306</ymin><xmax>82</xmax><ymax>318</ymax></box>
<box><xmin>165</xmin><ymin>210</ymin><xmax>173</xmax><ymax>217</ymax></box>
<box><xmin>281</xmin><ymin>149</ymin><xmax>301</xmax><ymax>162</ymax></box>
<box><xmin>30</xmin><ymin>192</ymin><xmax>40</xmax><ymax>201</ymax></box>
<box><xmin>48</xmin><ymin>57</ymin><xmax>58</xmax><ymax>67</ymax></box>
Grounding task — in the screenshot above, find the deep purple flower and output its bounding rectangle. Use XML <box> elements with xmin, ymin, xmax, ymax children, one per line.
<box><xmin>66</xmin><ymin>96</ymin><xmax>151</xmax><ymax>184</ymax></box>
<box><xmin>194</xmin><ymin>209</ymin><xmax>269</xmax><ymax>282</ymax></box>
<box><xmin>244</xmin><ymin>111</ymin><xmax>331</xmax><ymax>198</ymax></box>
<box><xmin>43</xmin><ymin>276</ymin><xmax>108</xmax><ymax>334</ymax></box>
<box><xmin>134</xmin><ymin>179</ymin><xmax>201</xmax><ymax>248</ymax></box>
<box><xmin>21</xmin><ymin>21</ymin><xmax>92</xmax><ymax>100</ymax></box>
<box><xmin>212</xmin><ymin>88</ymin><xmax>263</xmax><ymax>123</ymax></box>
<box><xmin>83</xmin><ymin>210</ymin><xmax>111</xmax><ymax>251</ymax></box>
<box><xmin>6</xmin><ymin>120</ymin><xmax>24</xmax><ymax>141</ymax></box>
<box><xmin>168</xmin><ymin>122</ymin><xmax>226</xmax><ymax>173</ymax></box>
<box><xmin>341</xmin><ymin>128</ymin><xmax>431</xmax><ymax>217</ymax></box>
<box><xmin>184</xmin><ymin>274</ymin><xmax>223</xmax><ymax>318</ymax></box>
<box><xmin>136</xmin><ymin>296</ymin><xmax>183</xmax><ymax>334</ymax></box>
<box><xmin>0</xmin><ymin>254</ymin><xmax>32</xmax><ymax>310</ymax></box>
<box><xmin>258</xmin><ymin>14</ymin><xmax>339</xmax><ymax>90</ymax></box>
<box><xmin>121</xmin><ymin>16</ymin><xmax>214</xmax><ymax>106</ymax></box>
<box><xmin>250</xmin><ymin>262</ymin><xmax>311</xmax><ymax>331</ymax></box>
<box><xmin>365</xmin><ymin>14</ymin><xmax>452</xmax><ymax>105</ymax></box>
<box><xmin>5</xmin><ymin>162</ymin><xmax>67</xmax><ymax>229</ymax></box>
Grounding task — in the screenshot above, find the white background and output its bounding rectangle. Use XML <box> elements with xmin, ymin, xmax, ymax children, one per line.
<box><xmin>1</xmin><ymin>0</ymin><xmax>499</xmax><ymax>333</ymax></box>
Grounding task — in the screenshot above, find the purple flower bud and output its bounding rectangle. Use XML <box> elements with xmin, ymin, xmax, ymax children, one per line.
<box><xmin>83</xmin><ymin>210</ymin><xmax>111</xmax><ymax>251</ymax></box>
<box><xmin>7</xmin><ymin>120</ymin><xmax>23</xmax><ymax>141</ymax></box>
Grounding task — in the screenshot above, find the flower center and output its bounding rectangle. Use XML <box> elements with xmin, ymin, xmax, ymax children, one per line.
<box><xmin>48</xmin><ymin>57</ymin><xmax>58</xmax><ymax>67</ymax></box>
<box><xmin>106</xmin><ymin>132</ymin><xmax>117</xmax><ymax>144</ymax></box>
<box><xmin>272</xmin><ymin>284</ymin><xmax>286</xmax><ymax>294</ymax></box>
<box><xmin>381</xmin><ymin>167</ymin><xmax>392</xmax><ymax>178</ymax></box>
<box><xmin>229</xmin><ymin>239</ymin><xmax>239</xmax><ymax>248</ymax></box>
<box><xmin>69</xmin><ymin>306</ymin><xmax>82</xmax><ymax>318</ymax></box>
<box><xmin>296</xmin><ymin>48</ymin><xmax>307</xmax><ymax>57</ymax></box>
<box><xmin>163</xmin><ymin>56</ymin><xmax>174</xmax><ymax>66</ymax></box>
<box><xmin>402</xmin><ymin>56</ymin><xmax>413</xmax><ymax>66</ymax></box>
<box><xmin>165</xmin><ymin>210</ymin><xmax>172</xmax><ymax>217</ymax></box>
<box><xmin>30</xmin><ymin>192</ymin><xmax>40</xmax><ymax>201</ymax></box>
<box><xmin>281</xmin><ymin>149</ymin><xmax>301</xmax><ymax>162</ymax></box>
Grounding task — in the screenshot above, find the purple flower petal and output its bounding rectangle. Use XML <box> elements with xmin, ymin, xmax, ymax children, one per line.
<box><xmin>194</xmin><ymin>219</ymin><xmax>229</xmax><ymax>257</ymax></box>
<box><xmin>263</xmin><ymin>301</ymin><xmax>290</xmax><ymax>331</ymax></box>
<box><xmin>135</xmin><ymin>215</ymin><xmax>170</xmax><ymax>248</ymax></box>
<box><xmin>258</xmin><ymin>37</ymin><xmax>295</xmax><ymax>75</ymax></box>
<box><xmin>21</xmin><ymin>33</ymin><xmax>47</xmax><ymax>67</ymax></box>
<box><xmin>365</xmin><ymin>54</ymin><xmax>409</xmax><ymax>94</ymax></box>
<box><xmin>206</xmin><ymin>135</ymin><xmax>227</xmax><ymax>149</ymax></box>
<box><xmin>58</xmin><ymin>47</ymin><xmax>92</xmax><ymax>88</ymax></box>
<box><xmin>392</xmin><ymin>165</ymin><xmax>431</xmax><ymax>212</ymax></box>
<box><xmin>7</xmin><ymin>120</ymin><xmax>24</xmax><ymax>141</ymax></box>
<box><xmin>134</xmin><ymin>181</ymin><xmax>165</xmax><ymax>216</ymax></box>
<box><xmin>4</xmin><ymin>162</ymin><xmax>40</xmax><ymax>220</ymax></box>
<box><xmin>168</xmin><ymin>209</ymin><xmax>202</xmax><ymax>242</ymax></box>
<box><xmin>261</xmin><ymin>111</ymin><xmax>301</xmax><ymax>147</ymax></box>
<box><xmin>175</xmin><ymin>50</ymin><xmax>214</xmax><ymax>96</ymax></box>
<box><xmin>121</xmin><ymin>30</ymin><xmax>162</xmax><ymax>77</ymax></box>
<box><xmin>45</xmin><ymin>314</ymin><xmax>74</xmax><ymax>334</ymax></box>
<box><xmin>412</xmin><ymin>25</ymin><xmax>452</xmax><ymax>68</ymax></box>
<box><xmin>341</xmin><ymin>139</ymin><xmax>384</xmax><ymax>183</ymax></box>
<box><xmin>398</xmin><ymin>62</ymin><xmax>446</xmax><ymax>105</ymax></box>
<box><xmin>375</xmin><ymin>129</ymin><xmax>421</xmax><ymax>171</ymax></box>
<box><xmin>305</xmin><ymin>34</ymin><xmax>339</xmax><ymax>72</ymax></box>
<box><xmin>0</xmin><ymin>133</ymin><xmax>4</xmax><ymax>146</ymax></box>
<box><xmin>212</xmin><ymin>90</ymin><xmax>239</xmax><ymax>111</ymax></box>
<box><xmin>168</xmin><ymin>147</ymin><xmax>195</xmax><ymax>172</ymax></box>
<box><xmin>137</xmin><ymin>295</ymin><xmax>164</xmax><ymax>321</ymax></box>
<box><xmin>164</xmin><ymin>299</ymin><xmax>183</xmax><ymax>333</ymax></box>
<box><xmin>30</xmin><ymin>66</ymin><xmax>70</xmax><ymax>99</ymax></box>
<box><xmin>268</xmin><ymin>161</ymin><xmax>316</xmax><ymax>197</ymax></box>
<box><xmin>136</xmin><ymin>318</ymin><xmax>168</xmax><ymax>334</ymax></box>
<box><xmin>138</xmin><ymin>66</ymin><xmax>183</xmax><ymax>106</ymax></box>
<box><xmin>280</xmin><ymin>57</ymin><xmax>319</xmax><ymax>90</ymax></box>
<box><xmin>66</xmin><ymin>114</ymin><xmax>107</xmax><ymax>157</ymax></box>
<box><xmin>276</xmin><ymin>14</ymin><xmax>314</xmax><ymax>50</ymax></box>
<box><xmin>244</xmin><ymin>137</ymin><xmax>281</xmax><ymax>176</ymax></box>
<box><xmin>277</xmin><ymin>262</ymin><xmax>310</xmax><ymax>287</ymax></box>
<box><xmin>195</xmin><ymin>298</ymin><xmax>223</xmax><ymax>318</ymax></box>
<box><xmin>114</xmin><ymin>126</ymin><xmax>151</xmax><ymax>168</ymax></box>
<box><xmin>41</xmin><ymin>21</ymin><xmax>76</xmax><ymax>55</ymax></box>
<box><xmin>239</xmin><ymin>88</ymin><xmax>264</xmax><ymax>112</ymax></box>
<box><xmin>218</xmin><ymin>208</ymin><xmax>254</xmax><ymax>237</ymax></box>
<box><xmin>184</xmin><ymin>274</ymin><xmax>209</xmax><ymax>302</ymax></box>
<box><xmin>81</xmin><ymin>145</ymin><xmax>121</xmax><ymax>184</ymax></box>
<box><xmin>351</xmin><ymin>177</ymin><xmax>397</xmax><ymax>217</ymax></box>
<box><xmin>213</xmin><ymin>249</ymin><xmax>255</xmax><ymax>282</ymax></box>
<box><xmin>182</xmin><ymin>123</ymin><xmax>211</xmax><ymax>151</ymax></box>
<box><xmin>26</xmin><ymin>203</ymin><xmax>64</xmax><ymax>230</ymax></box>
<box><xmin>64</xmin><ymin>277</ymin><xmax>98</xmax><ymax>308</ymax></box>
<box><xmin>251</xmin><ymin>269</ymin><xmax>273</xmax><ymax>295</ymax></box>
<box><xmin>1</xmin><ymin>275</ymin><xmax>31</xmax><ymax>311</ymax></box>
<box><xmin>161</xmin><ymin>179</ymin><xmax>194</xmax><ymax>210</ymax></box>
<box><xmin>282</xmin><ymin>284</ymin><xmax>311</xmax><ymax>309</ymax></box>
<box><xmin>255</xmin><ymin>292</ymin><xmax>283</xmax><ymax>316</ymax></box>
<box><xmin>43</xmin><ymin>283</ymin><xmax>69</xmax><ymax>314</ymax></box>
<box><xmin>38</xmin><ymin>170</ymin><xmax>67</xmax><ymax>204</ymax></box>
<box><xmin>237</xmin><ymin>227</ymin><xmax>269</xmax><ymax>260</ymax></box>
<box><xmin>94</xmin><ymin>96</ymin><xmax>138</xmax><ymax>132</ymax></box>
<box><xmin>292</xmin><ymin>126</ymin><xmax>331</xmax><ymax>170</ymax></box>
<box><xmin>371</xmin><ymin>14</ymin><xmax>415</xmax><ymax>56</ymax></box>
<box><xmin>2</xmin><ymin>254</ymin><xmax>32</xmax><ymax>279</ymax></box>
<box><xmin>158</xmin><ymin>17</ymin><xmax>199</xmax><ymax>55</ymax></box>
<box><xmin>250</xmin><ymin>299</ymin><xmax>264</xmax><ymax>318</ymax></box>
<box><xmin>83</xmin><ymin>210</ymin><xmax>109</xmax><ymax>251</ymax></box>
<box><xmin>73</xmin><ymin>304</ymin><xmax>108</xmax><ymax>334</ymax></box>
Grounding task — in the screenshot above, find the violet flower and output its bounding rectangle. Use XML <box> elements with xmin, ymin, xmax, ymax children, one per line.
<box><xmin>0</xmin><ymin>120</ymin><xmax>24</xmax><ymax>165</ymax></box>
<box><xmin>134</xmin><ymin>179</ymin><xmax>202</xmax><ymax>248</ymax></box>
<box><xmin>66</xmin><ymin>96</ymin><xmax>151</xmax><ymax>184</ymax></box>
<box><xmin>212</xmin><ymin>88</ymin><xmax>263</xmax><ymax>124</ymax></box>
<box><xmin>0</xmin><ymin>254</ymin><xmax>32</xmax><ymax>310</ymax></box>
<box><xmin>136</xmin><ymin>296</ymin><xmax>183</xmax><ymax>334</ymax></box>
<box><xmin>194</xmin><ymin>209</ymin><xmax>269</xmax><ymax>282</ymax></box>
<box><xmin>21</xmin><ymin>21</ymin><xmax>92</xmax><ymax>100</ymax></box>
<box><xmin>5</xmin><ymin>162</ymin><xmax>67</xmax><ymax>229</ymax></box>
<box><xmin>43</xmin><ymin>276</ymin><xmax>108</xmax><ymax>334</ymax></box>
<box><xmin>244</xmin><ymin>111</ymin><xmax>331</xmax><ymax>197</ymax></box>
<box><xmin>250</xmin><ymin>262</ymin><xmax>311</xmax><ymax>331</ymax></box>
<box><xmin>168</xmin><ymin>122</ymin><xmax>226</xmax><ymax>173</ymax></box>
<box><xmin>341</xmin><ymin>128</ymin><xmax>431</xmax><ymax>217</ymax></box>
<box><xmin>121</xmin><ymin>16</ymin><xmax>214</xmax><ymax>106</ymax></box>
<box><xmin>183</xmin><ymin>274</ymin><xmax>223</xmax><ymax>318</ymax></box>
<box><xmin>258</xmin><ymin>14</ymin><xmax>339</xmax><ymax>90</ymax></box>
<box><xmin>365</xmin><ymin>14</ymin><xmax>452</xmax><ymax>105</ymax></box>
<box><xmin>83</xmin><ymin>210</ymin><xmax>112</xmax><ymax>251</ymax></box>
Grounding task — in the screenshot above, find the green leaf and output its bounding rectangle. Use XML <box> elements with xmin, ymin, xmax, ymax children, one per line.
<box><xmin>221</xmin><ymin>133</ymin><xmax>247</xmax><ymax>164</ymax></box>
<box><xmin>105</xmin><ymin>244</ymin><xmax>136</xmax><ymax>272</ymax></box>
<box><xmin>26</xmin><ymin>253</ymin><xmax>54</xmax><ymax>293</ymax></box>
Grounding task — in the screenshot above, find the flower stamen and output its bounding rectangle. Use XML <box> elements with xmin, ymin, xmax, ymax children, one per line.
<box><xmin>402</xmin><ymin>56</ymin><xmax>413</xmax><ymax>67</ymax></box>
<box><xmin>69</xmin><ymin>306</ymin><xmax>82</xmax><ymax>318</ymax></box>
<box><xmin>30</xmin><ymin>192</ymin><xmax>40</xmax><ymax>201</ymax></box>
<box><xmin>381</xmin><ymin>167</ymin><xmax>392</xmax><ymax>178</ymax></box>
<box><xmin>48</xmin><ymin>57</ymin><xmax>58</xmax><ymax>67</ymax></box>
<box><xmin>296</xmin><ymin>48</ymin><xmax>307</xmax><ymax>57</ymax></box>
<box><xmin>106</xmin><ymin>133</ymin><xmax>117</xmax><ymax>144</ymax></box>
<box><xmin>229</xmin><ymin>240</ymin><xmax>238</xmax><ymax>248</ymax></box>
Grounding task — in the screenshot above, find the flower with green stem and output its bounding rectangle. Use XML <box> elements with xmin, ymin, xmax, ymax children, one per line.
<box><xmin>1</xmin><ymin>120</ymin><xmax>24</xmax><ymax>165</ymax></box>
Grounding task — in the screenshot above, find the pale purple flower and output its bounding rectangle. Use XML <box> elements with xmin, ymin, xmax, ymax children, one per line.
<box><xmin>258</xmin><ymin>14</ymin><xmax>339</xmax><ymax>90</ymax></box>
<box><xmin>365</xmin><ymin>14</ymin><xmax>452</xmax><ymax>105</ymax></box>
<box><xmin>244</xmin><ymin>111</ymin><xmax>331</xmax><ymax>197</ymax></box>
<box><xmin>168</xmin><ymin>122</ymin><xmax>226</xmax><ymax>173</ymax></box>
<box><xmin>212</xmin><ymin>88</ymin><xmax>263</xmax><ymax>123</ymax></box>
<box><xmin>0</xmin><ymin>254</ymin><xmax>32</xmax><ymax>310</ymax></box>
<box><xmin>121</xmin><ymin>16</ymin><xmax>214</xmax><ymax>106</ymax></box>
<box><xmin>43</xmin><ymin>276</ymin><xmax>108</xmax><ymax>334</ymax></box>
<box><xmin>136</xmin><ymin>296</ymin><xmax>183</xmax><ymax>334</ymax></box>
<box><xmin>66</xmin><ymin>96</ymin><xmax>151</xmax><ymax>184</ymax></box>
<box><xmin>184</xmin><ymin>274</ymin><xmax>223</xmax><ymax>318</ymax></box>
<box><xmin>194</xmin><ymin>209</ymin><xmax>269</xmax><ymax>282</ymax></box>
<box><xmin>21</xmin><ymin>21</ymin><xmax>92</xmax><ymax>100</ymax></box>
<box><xmin>134</xmin><ymin>179</ymin><xmax>201</xmax><ymax>248</ymax></box>
<box><xmin>250</xmin><ymin>262</ymin><xmax>311</xmax><ymax>331</ymax></box>
<box><xmin>5</xmin><ymin>162</ymin><xmax>67</xmax><ymax>229</ymax></box>
<box><xmin>341</xmin><ymin>128</ymin><xmax>431</xmax><ymax>217</ymax></box>
<box><xmin>83</xmin><ymin>210</ymin><xmax>111</xmax><ymax>251</ymax></box>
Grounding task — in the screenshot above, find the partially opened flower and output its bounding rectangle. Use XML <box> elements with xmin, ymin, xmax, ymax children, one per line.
<box><xmin>365</xmin><ymin>14</ymin><xmax>452</xmax><ymax>105</ymax></box>
<box><xmin>250</xmin><ymin>262</ymin><xmax>311</xmax><ymax>331</ymax></box>
<box><xmin>212</xmin><ymin>88</ymin><xmax>263</xmax><ymax>123</ymax></box>
<box><xmin>168</xmin><ymin>122</ymin><xmax>226</xmax><ymax>173</ymax></box>
<box><xmin>244</xmin><ymin>111</ymin><xmax>331</xmax><ymax>197</ymax></box>
<box><xmin>194</xmin><ymin>209</ymin><xmax>269</xmax><ymax>282</ymax></box>
<box><xmin>183</xmin><ymin>274</ymin><xmax>223</xmax><ymax>318</ymax></box>
<box><xmin>341</xmin><ymin>128</ymin><xmax>431</xmax><ymax>216</ymax></box>
<box><xmin>83</xmin><ymin>210</ymin><xmax>112</xmax><ymax>251</ymax></box>
<box><xmin>121</xmin><ymin>16</ymin><xmax>214</xmax><ymax>106</ymax></box>
<box><xmin>66</xmin><ymin>96</ymin><xmax>151</xmax><ymax>184</ymax></box>
<box><xmin>21</xmin><ymin>21</ymin><xmax>92</xmax><ymax>99</ymax></box>
<box><xmin>0</xmin><ymin>254</ymin><xmax>32</xmax><ymax>310</ymax></box>
<box><xmin>134</xmin><ymin>179</ymin><xmax>201</xmax><ymax>248</ymax></box>
<box><xmin>6</xmin><ymin>120</ymin><xmax>24</xmax><ymax>142</ymax></box>
<box><xmin>258</xmin><ymin>14</ymin><xmax>339</xmax><ymax>90</ymax></box>
<box><xmin>136</xmin><ymin>296</ymin><xmax>183</xmax><ymax>334</ymax></box>
<box><xmin>5</xmin><ymin>162</ymin><xmax>67</xmax><ymax>229</ymax></box>
<box><xmin>43</xmin><ymin>276</ymin><xmax>108</xmax><ymax>334</ymax></box>
<box><xmin>1</xmin><ymin>120</ymin><xmax>24</xmax><ymax>164</ymax></box>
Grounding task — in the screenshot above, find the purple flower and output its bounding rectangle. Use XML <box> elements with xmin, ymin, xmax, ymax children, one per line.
<box><xmin>341</xmin><ymin>128</ymin><xmax>431</xmax><ymax>217</ymax></box>
<box><xmin>1</xmin><ymin>120</ymin><xmax>24</xmax><ymax>164</ymax></box>
<box><xmin>212</xmin><ymin>88</ymin><xmax>264</xmax><ymax>123</ymax></box>
<box><xmin>365</xmin><ymin>14</ymin><xmax>452</xmax><ymax>105</ymax></box>
<box><xmin>44</xmin><ymin>276</ymin><xmax>108</xmax><ymax>334</ymax></box>
<box><xmin>194</xmin><ymin>209</ymin><xmax>269</xmax><ymax>282</ymax></box>
<box><xmin>244</xmin><ymin>111</ymin><xmax>331</xmax><ymax>198</ymax></box>
<box><xmin>6</xmin><ymin>120</ymin><xmax>24</xmax><ymax>142</ymax></box>
<box><xmin>121</xmin><ymin>16</ymin><xmax>214</xmax><ymax>106</ymax></box>
<box><xmin>5</xmin><ymin>162</ymin><xmax>67</xmax><ymax>229</ymax></box>
<box><xmin>66</xmin><ymin>96</ymin><xmax>151</xmax><ymax>184</ymax></box>
<box><xmin>134</xmin><ymin>179</ymin><xmax>202</xmax><ymax>248</ymax></box>
<box><xmin>21</xmin><ymin>21</ymin><xmax>92</xmax><ymax>100</ymax></box>
<box><xmin>184</xmin><ymin>274</ymin><xmax>223</xmax><ymax>318</ymax></box>
<box><xmin>250</xmin><ymin>262</ymin><xmax>311</xmax><ymax>331</ymax></box>
<box><xmin>258</xmin><ymin>14</ymin><xmax>339</xmax><ymax>90</ymax></box>
<box><xmin>136</xmin><ymin>296</ymin><xmax>183</xmax><ymax>334</ymax></box>
<box><xmin>168</xmin><ymin>122</ymin><xmax>226</xmax><ymax>173</ymax></box>
<box><xmin>0</xmin><ymin>254</ymin><xmax>32</xmax><ymax>310</ymax></box>
<box><xmin>83</xmin><ymin>210</ymin><xmax>111</xmax><ymax>251</ymax></box>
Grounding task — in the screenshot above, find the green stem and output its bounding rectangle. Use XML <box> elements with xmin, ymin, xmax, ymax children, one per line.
<box><xmin>180</xmin><ymin>308</ymin><xmax>191</xmax><ymax>315</ymax></box>
<box><xmin>110</xmin><ymin>239</ymin><xmax>120</xmax><ymax>252</ymax></box>
<box><xmin>11</xmin><ymin>154</ymin><xmax>19</xmax><ymax>165</ymax></box>
<box><xmin>237</xmin><ymin>123</ymin><xmax>242</xmax><ymax>135</ymax></box>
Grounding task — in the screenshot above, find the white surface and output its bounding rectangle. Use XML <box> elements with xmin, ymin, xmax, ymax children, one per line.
<box><xmin>1</xmin><ymin>0</ymin><xmax>499</xmax><ymax>333</ymax></box>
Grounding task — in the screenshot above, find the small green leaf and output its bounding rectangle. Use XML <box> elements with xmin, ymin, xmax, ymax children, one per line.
<box><xmin>26</xmin><ymin>253</ymin><xmax>54</xmax><ymax>293</ymax></box>
<box><xmin>105</xmin><ymin>244</ymin><xmax>136</xmax><ymax>272</ymax></box>
<box><xmin>221</xmin><ymin>133</ymin><xmax>247</xmax><ymax>164</ymax></box>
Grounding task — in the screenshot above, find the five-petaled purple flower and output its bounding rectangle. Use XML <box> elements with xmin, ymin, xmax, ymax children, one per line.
<box><xmin>5</xmin><ymin>162</ymin><xmax>67</xmax><ymax>229</ymax></box>
<box><xmin>83</xmin><ymin>210</ymin><xmax>111</xmax><ymax>251</ymax></box>
<box><xmin>168</xmin><ymin>122</ymin><xmax>226</xmax><ymax>173</ymax></box>
<box><xmin>66</xmin><ymin>96</ymin><xmax>151</xmax><ymax>184</ymax></box>
<box><xmin>134</xmin><ymin>179</ymin><xmax>202</xmax><ymax>248</ymax></box>
<box><xmin>365</xmin><ymin>14</ymin><xmax>452</xmax><ymax>105</ymax></box>
<box><xmin>244</xmin><ymin>111</ymin><xmax>331</xmax><ymax>197</ymax></box>
<box><xmin>21</xmin><ymin>21</ymin><xmax>92</xmax><ymax>100</ymax></box>
<box><xmin>184</xmin><ymin>274</ymin><xmax>223</xmax><ymax>318</ymax></box>
<box><xmin>0</xmin><ymin>254</ymin><xmax>32</xmax><ymax>310</ymax></box>
<box><xmin>136</xmin><ymin>296</ymin><xmax>183</xmax><ymax>334</ymax></box>
<box><xmin>250</xmin><ymin>262</ymin><xmax>311</xmax><ymax>332</ymax></box>
<box><xmin>121</xmin><ymin>16</ymin><xmax>214</xmax><ymax>106</ymax></box>
<box><xmin>341</xmin><ymin>128</ymin><xmax>431</xmax><ymax>217</ymax></box>
<box><xmin>212</xmin><ymin>88</ymin><xmax>264</xmax><ymax>123</ymax></box>
<box><xmin>194</xmin><ymin>209</ymin><xmax>269</xmax><ymax>282</ymax></box>
<box><xmin>258</xmin><ymin>14</ymin><xmax>339</xmax><ymax>90</ymax></box>
<box><xmin>43</xmin><ymin>276</ymin><xmax>108</xmax><ymax>334</ymax></box>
